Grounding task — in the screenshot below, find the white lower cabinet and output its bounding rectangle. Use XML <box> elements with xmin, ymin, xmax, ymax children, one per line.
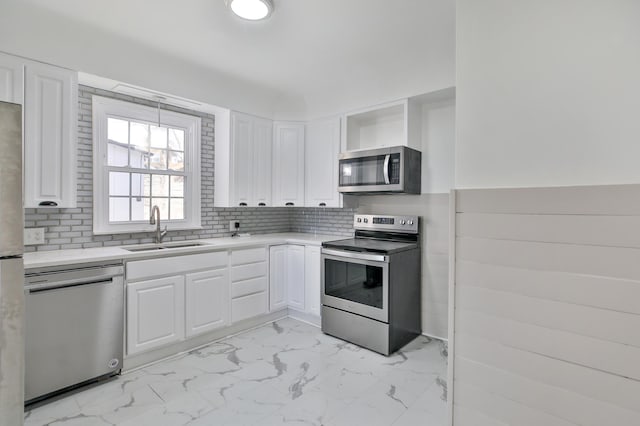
<box><xmin>270</xmin><ymin>244</ymin><xmax>321</xmax><ymax>317</ymax></box>
<box><xmin>230</xmin><ymin>247</ymin><xmax>269</xmax><ymax>323</ymax></box>
<box><xmin>287</xmin><ymin>245</ymin><xmax>305</xmax><ymax>311</ymax></box>
<box><xmin>185</xmin><ymin>268</ymin><xmax>229</xmax><ymax>338</ymax></box>
<box><xmin>124</xmin><ymin>243</ymin><xmax>322</xmax><ymax>358</ymax></box>
<box><xmin>304</xmin><ymin>245</ymin><xmax>322</xmax><ymax>317</ymax></box>
<box><xmin>269</xmin><ymin>245</ymin><xmax>288</xmax><ymax>311</ymax></box>
<box><xmin>126</xmin><ymin>251</ymin><xmax>229</xmax><ymax>356</ymax></box>
<box><xmin>127</xmin><ymin>275</ymin><xmax>185</xmax><ymax>355</ymax></box>
<box><xmin>231</xmin><ymin>293</ymin><xmax>269</xmax><ymax>323</ymax></box>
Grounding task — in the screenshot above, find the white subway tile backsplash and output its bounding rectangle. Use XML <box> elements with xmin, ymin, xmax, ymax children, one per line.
<box><xmin>23</xmin><ymin>85</ymin><xmax>354</xmax><ymax>252</ymax></box>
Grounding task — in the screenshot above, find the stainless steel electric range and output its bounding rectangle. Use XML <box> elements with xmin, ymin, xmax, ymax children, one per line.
<box><xmin>321</xmin><ymin>214</ymin><xmax>421</xmax><ymax>355</ymax></box>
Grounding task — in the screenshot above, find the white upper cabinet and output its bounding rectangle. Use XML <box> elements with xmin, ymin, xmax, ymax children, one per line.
<box><xmin>0</xmin><ymin>52</ymin><xmax>23</xmax><ymax>104</ymax></box>
<box><xmin>252</xmin><ymin>118</ymin><xmax>273</xmax><ymax>207</ymax></box>
<box><xmin>304</xmin><ymin>118</ymin><xmax>342</xmax><ymax>207</ymax></box>
<box><xmin>0</xmin><ymin>53</ymin><xmax>77</xmax><ymax>208</ymax></box>
<box><xmin>231</xmin><ymin>113</ymin><xmax>253</xmax><ymax>206</ymax></box>
<box><xmin>23</xmin><ymin>60</ymin><xmax>77</xmax><ymax>208</ymax></box>
<box><xmin>215</xmin><ymin>111</ymin><xmax>272</xmax><ymax>207</ymax></box>
<box><xmin>342</xmin><ymin>98</ymin><xmax>421</xmax><ymax>152</ymax></box>
<box><xmin>272</xmin><ymin>122</ymin><xmax>305</xmax><ymax>207</ymax></box>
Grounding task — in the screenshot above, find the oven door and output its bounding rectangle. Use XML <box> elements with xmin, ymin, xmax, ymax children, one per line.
<box><xmin>321</xmin><ymin>249</ymin><xmax>389</xmax><ymax>323</ymax></box>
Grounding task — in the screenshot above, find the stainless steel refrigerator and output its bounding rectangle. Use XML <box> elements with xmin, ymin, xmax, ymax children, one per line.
<box><xmin>0</xmin><ymin>101</ymin><xmax>25</xmax><ymax>425</ymax></box>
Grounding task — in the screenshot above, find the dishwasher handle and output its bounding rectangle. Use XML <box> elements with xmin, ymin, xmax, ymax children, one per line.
<box><xmin>25</xmin><ymin>265</ymin><xmax>124</xmax><ymax>289</ymax></box>
<box><xmin>28</xmin><ymin>279</ymin><xmax>115</xmax><ymax>294</ymax></box>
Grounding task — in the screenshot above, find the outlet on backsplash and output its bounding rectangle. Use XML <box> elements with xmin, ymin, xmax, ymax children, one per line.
<box><xmin>229</xmin><ymin>220</ymin><xmax>240</xmax><ymax>232</ymax></box>
<box><xmin>24</xmin><ymin>228</ymin><xmax>45</xmax><ymax>245</ymax></box>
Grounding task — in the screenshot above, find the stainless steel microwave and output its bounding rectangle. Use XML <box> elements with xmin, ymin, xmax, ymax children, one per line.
<box><xmin>338</xmin><ymin>146</ymin><xmax>421</xmax><ymax>194</ymax></box>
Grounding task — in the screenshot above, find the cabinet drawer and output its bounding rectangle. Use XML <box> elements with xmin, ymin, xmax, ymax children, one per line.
<box><xmin>232</xmin><ymin>291</ymin><xmax>268</xmax><ymax>323</ymax></box>
<box><xmin>127</xmin><ymin>251</ymin><xmax>228</xmax><ymax>281</ymax></box>
<box><xmin>231</xmin><ymin>247</ymin><xmax>267</xmax><ymax>266</ymax></box>
<box><xmin>231</xmin><ymin>262</ymin><xmax>267</xmax><ymax>282</ymax></box>
<box><xmin>231</xmin><ymin>276</ymin><xmax>268</xmax><ymax>298</ymax></box>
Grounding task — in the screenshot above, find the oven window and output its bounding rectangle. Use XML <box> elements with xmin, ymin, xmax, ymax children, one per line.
<box><xmin>324</xmin><ymin>259</ymin><xmax>384</xmax><ymax>309</ymax></box>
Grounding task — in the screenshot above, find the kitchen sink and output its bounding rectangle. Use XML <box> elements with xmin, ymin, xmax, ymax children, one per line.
<box><xmin>124</xmin><ymin>242</ymin><xmax>210</xmax><ymax>252</ymax></box>
<box><xmin>125</xmin><ymin>246</ymin><xmax>167</xmax><ymax>252</ymax></box>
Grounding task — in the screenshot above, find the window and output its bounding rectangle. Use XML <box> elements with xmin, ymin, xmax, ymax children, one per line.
<box><xmin>92</xmin><ymin>96</ymin><xmax>201</xmax><ymax>234</ymax></box>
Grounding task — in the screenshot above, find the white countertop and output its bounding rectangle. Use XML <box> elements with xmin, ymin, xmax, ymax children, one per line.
<box><xmin>23</xmin><ymin>233</ymin><xmax>344</xmax><ymax>270</ymax></box>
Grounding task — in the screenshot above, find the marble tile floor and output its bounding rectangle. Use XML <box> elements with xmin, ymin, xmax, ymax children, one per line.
<box><xmin>25</xmin><ymin>318</ymin><xmax>448</xmax><ymax>426</ymax></box>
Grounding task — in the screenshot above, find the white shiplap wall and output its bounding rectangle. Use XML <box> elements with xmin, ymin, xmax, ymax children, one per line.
<box><xmin>450</xmin><ymin>185</ymin><xmax>640</xmax><ymax>425</ymax></box>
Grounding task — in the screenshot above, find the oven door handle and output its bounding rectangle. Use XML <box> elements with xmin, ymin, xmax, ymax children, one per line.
<box><xmin>383</xmin><ymin>154</ymin><xmax>391</xmax><ymax>184</ymax></box>
<box><xmin>321</xmin><ymin>248</ymin><xmax>388</xmax><ymax>263</ymax></box>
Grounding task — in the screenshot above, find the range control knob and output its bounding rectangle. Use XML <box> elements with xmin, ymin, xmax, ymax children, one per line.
<box><xmin>408</xmin><ymin>220</ymin><xmax>414</xmax><ymax>225</ymax></box>
<box><xmin>364</xmin><ymin>218</ymin><xmax>369</xmax><ymax>223</ymax></box>
<box><xmin>357</xmin><ymin>218</ymin><xmax>362</xmax><ymax>223</ymax></box>
<box><xmin>400</xmin><ymin>220</ymin><xmax>406</xmax><ymax>225</ymax></box>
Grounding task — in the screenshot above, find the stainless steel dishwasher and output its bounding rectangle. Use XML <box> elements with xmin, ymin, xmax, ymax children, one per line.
<box><xmin>24</xmin><ymin>262</ymin><xmax>124</xmax><ymax>404</ymax></box>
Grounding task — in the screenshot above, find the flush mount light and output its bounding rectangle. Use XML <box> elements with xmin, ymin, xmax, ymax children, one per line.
<box><xmin>227</xmin><ymin>0</ymin><xmax>273</xmax><ymax>21</ymax></box>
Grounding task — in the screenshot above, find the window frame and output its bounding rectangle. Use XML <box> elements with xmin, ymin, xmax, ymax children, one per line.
<box><xmin>92</xmin><ymin>96</ymin><xmax>201</xmax><ymax>235</ymax></box>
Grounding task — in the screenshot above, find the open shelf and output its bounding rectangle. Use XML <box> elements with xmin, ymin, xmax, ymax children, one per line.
<box><xmin>343</xmin><ymin>100</ymin><xmax>413</xmax><ymax>152</ymax></box>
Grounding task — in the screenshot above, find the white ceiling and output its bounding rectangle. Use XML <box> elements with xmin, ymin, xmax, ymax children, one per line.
<box><xmin>7</xmin><ymin>0</ymin><xmax>455</xmax><ymax>119</ymax></box>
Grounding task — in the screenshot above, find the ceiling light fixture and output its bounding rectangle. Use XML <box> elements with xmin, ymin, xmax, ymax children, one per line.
<box><xmin>227</xmin><ymin>0</ymin><xmax>273</xmax><ymax>21</ymax></box>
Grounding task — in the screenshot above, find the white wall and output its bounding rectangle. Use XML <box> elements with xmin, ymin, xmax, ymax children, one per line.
<box><xmin>0</xmin><ymin>1</ymin><xmax>291</xmax><ymax>120</ymax></box>
<box><xmin>357</xmin><ymin>194</ymin><xmax>450</xmax><ymax>339</ymax></box>
<box><xmin>451</xmin><ymin>185</ymin><xmax>640</xmax><ymax>426</ymax></box>
<box><xmin>352</xmin><ymin>94</ymin><xmax>455</xmax><ymax>338</ymax></box>
<box><xmin>456</xmin><ymin>0</ymin><xmax>640</xmax><ymax>188</ymax></box>
<box><xmin>421</xmin><ymin>99</ymin><xmax>455</xmax><ymax>194</ymax></box>
<box><xmin>0</xmin><ymin>1</ymin><xmax>455</xmax><ymax>122</ymax></box>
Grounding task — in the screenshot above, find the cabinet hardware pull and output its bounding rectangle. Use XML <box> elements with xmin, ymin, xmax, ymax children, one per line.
<box><xmin>239</xmin><ymin>202</ymin><xmax>247</xmax><ymax>206</ymax></box>
<box><xmin>285</xmin><ymin>202</ymin><xmax>294</xmax><ymax>206</ymax></box>
<box><xmin>319</xmin><ymin>203</ymin><xmax>326</xmax><ymax>207</ymax></box>
<box><xmin>39</xmin><ymin>201</ymin><xmax>58</xmax><ymax>207</ymax></box>
<box><xmin>258</xmin><ymin>203</ymin><xmax>266</xmax><ymax>206</ymax></box>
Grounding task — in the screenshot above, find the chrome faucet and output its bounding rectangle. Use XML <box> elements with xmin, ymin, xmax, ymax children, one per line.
<box><xmin>149</xmin><ymin>205</ymin><xmax>168</xmax><ymax>244</ymax></box>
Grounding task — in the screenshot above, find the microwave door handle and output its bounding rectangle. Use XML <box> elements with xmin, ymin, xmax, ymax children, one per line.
<box><xmin>383</xmin><ymin>154</ymin><xmax>391</xmax><ymax>184</ymax></box>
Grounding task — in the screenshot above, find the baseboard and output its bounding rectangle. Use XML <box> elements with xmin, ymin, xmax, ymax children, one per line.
<box><xmin>287</xmin><ymin>308</ymin><xmax>321</xmax><ymax>327</ymax></box>
<box><xmin>123</xmin><ymin>309</ymin><xmax>288</xmax><ymax>371</ymax></box>
<box><xmin>123</xmin><ymin>310</ymin><xmax>436</xmax><ymax>373</ymax></box>
<box><xmin>423</xmin><ymin>332</ymin><xmax>447</xmax><ymax>342</ymax></box>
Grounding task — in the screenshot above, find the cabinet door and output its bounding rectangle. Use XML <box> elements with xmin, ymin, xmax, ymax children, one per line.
<box><xmin>304</xmin><ymin>245</ymin><xmax>321</xmax><ymax>317</ymax></box>
<box><xmin>24</xmin><ymin>61</ymin><xmax>77</xmax><ymax>208</ymax></box>
<box><xmin>185</xmin><ymin>268</ymin><xmax>230</xmax><ymax>337</ymax></box>
<box><xmin>287</xmin><ymin>245</ymin><xmax>306</xmax><ymax>311</ymax></box>
<box><xmin>252</xmin><ymin>118</ymin><xmax>273</xmax><ymax>206</ymax></box>
<box><xmin>273</xmin><ymin>122</ymin><xmax>305</xmax><ymax>207</ymax></box>
<box><xmin>231</xmin><ymin>112</ymin><xmax>253</xmax><ymax>207</ymax></box>
<box><xmin>0</xmin><ymin>52</ymin><xmax>23</xmax><ymax>104</ymax></box>
<box><xmin>127</xmin><ymin>275</ymin><xmax>185</xmax><ymax>355</ymax></box>
<box><xmin>269</xmin><ymin>245</ymin><xmax>288</xmax><ymax>311</ymax></box>
<box><xmin>305</xmin><ymin>118</ymin><xmax>342</xmax><ymax>207</ymax></box>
